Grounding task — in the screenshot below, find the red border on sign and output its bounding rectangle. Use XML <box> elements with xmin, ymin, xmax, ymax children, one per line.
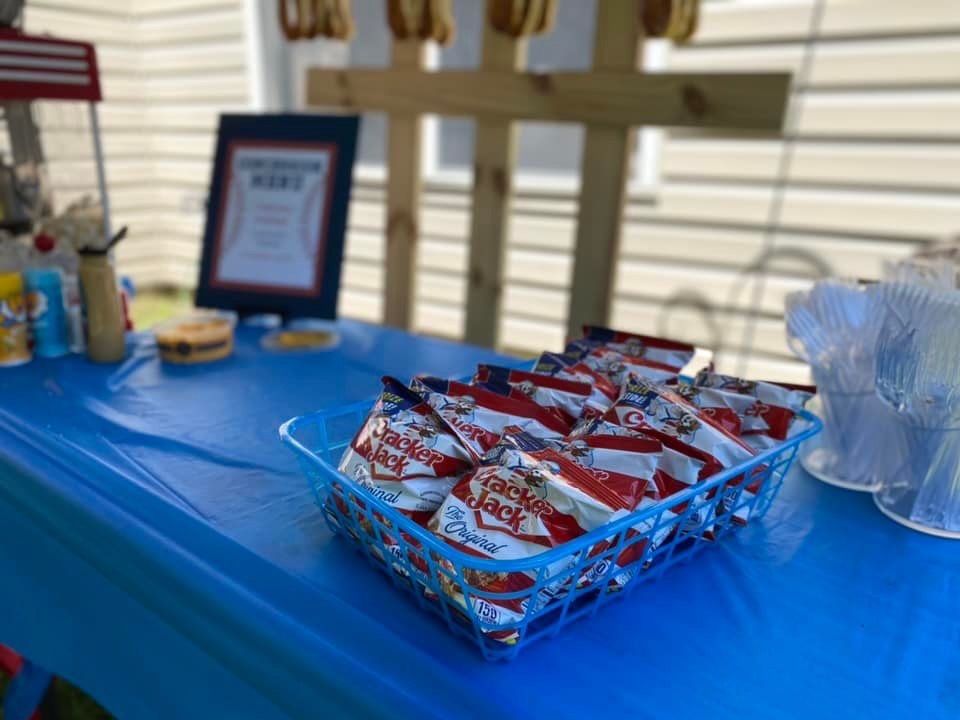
<box><xmin>209</xmin><ymin>140</ymin><xmax>338</xmax><ymax>297</ymax></box>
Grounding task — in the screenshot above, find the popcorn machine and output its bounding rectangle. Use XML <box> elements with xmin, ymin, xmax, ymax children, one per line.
<box><xmin>0</xmin><ymin>24</ymin><xmax>111</xmax><ymax>241</ymax></box>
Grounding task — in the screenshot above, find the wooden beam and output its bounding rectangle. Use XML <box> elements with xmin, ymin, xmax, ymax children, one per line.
<box><xmin>305</xmin><ymin>68</ymin><xmax>790</xmax><ymax>131</ymax></box>
<box><xmin>566</xmin><ymin>0</ymin><xmax>641</xmax><ymax>337</ymax></box>
<box><xmin>463</xmin><ymin>11</ymin><xmax>527</xmax><ymax>348</ymax></box>
<box><xmin>383</xmin><ymin>40</ymin><xmax>426</xmax><ymax>329</ymax></box>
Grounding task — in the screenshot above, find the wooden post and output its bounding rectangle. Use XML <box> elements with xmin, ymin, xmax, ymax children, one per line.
<box><xmin>302</xmin><ymin>0</ymin><xmax>790</xmax><ymax>341</ymax></box>
<box><xmin>565</xmin><ymin>0</ymin><xmax>642</xmax><ymax>337</ymax></box>
<box><xmin>306</xmin><ymin>70</ymin><xmax>787</xmax><ymax>130</ymax></box>
<box><xmin>463</xmin><ymin>12</ymin><xmax>527</xmax><ymax>347</ymax></box>
<box><xmin>384</xmin><ymin>40</ymin><xmax>427</xmax><ymax>329</ymax></box>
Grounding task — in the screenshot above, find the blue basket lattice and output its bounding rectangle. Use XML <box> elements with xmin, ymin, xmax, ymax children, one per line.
<box><xmin>280</xmin><ymin>403</ymin><xmax>821</xmax><ymax>661</ymax></box>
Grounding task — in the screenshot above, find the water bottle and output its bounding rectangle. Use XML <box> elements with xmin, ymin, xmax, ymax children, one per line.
<box><xmin>23</xmin><ymin>267</ymin><xmax>68</xmax><ymax>358</ymax></box>
<box><xmin>32</xmin><ymin>232</ymin><xmax>85</xmax><ymax>353</ymax></box>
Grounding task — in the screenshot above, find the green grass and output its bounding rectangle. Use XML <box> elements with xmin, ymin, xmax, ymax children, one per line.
<box><xmin>130</xmin><ymin>287</ymin><xmax>194</xmax><ymax>330</ymax></box>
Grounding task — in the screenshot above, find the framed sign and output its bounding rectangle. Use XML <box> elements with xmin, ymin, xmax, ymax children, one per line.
<box><xmin>196</xmin><ymin>114</ymin><xmax>359</xmax><ymax>319</ymax></box>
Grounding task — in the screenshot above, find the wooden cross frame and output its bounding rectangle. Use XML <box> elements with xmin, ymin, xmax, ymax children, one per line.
<box><xmin>303</xmin><ymin>0</ymin><xmax>790</xmax><ymax>346</ymax></box>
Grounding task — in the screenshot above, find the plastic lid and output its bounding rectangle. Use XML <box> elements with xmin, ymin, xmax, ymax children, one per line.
<box><xmin>34</xmin><ymin>233</ymin><xmax>56</xmax><ymax>254</ymax></box>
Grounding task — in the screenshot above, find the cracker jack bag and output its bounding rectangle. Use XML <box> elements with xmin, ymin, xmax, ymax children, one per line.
<box><xmin>572</xmin><ymin>347</ymin><xmax>684</xmax><ymax>386</ymax></box>
<box><xmin>426</xmin><ymin>430</ymin><xmax>630</xmax><ymax>643</ymax></box>
<box><xmin>690</xmin><ymin>371</ymin><xmax>815</xmax><ymax>524</ymax></box>
<box><xmin>571</xmin><ymin>417</ymin><xmax>715</xmax><ymax>543</ymax></box>
<box><xmin>334</xmin><ymin>377</ymin><xmax>474</xmax><ymax>575</ymax></box>
<box><xmin>667</xmin><ymin>383</ymin><xmax>755</xmax><ymax>437</ymax></box>
<box><xmin>337</xmin><ymin>377</ymin><xmax>474</xmax><ymax>528</ymax></box>
<box><xmin>559</xmin><ymin>433</ymin><xmax>673</xmax><ymax>590</ymax></box>
<box><xmin>411</xmin><ymin>376</ymin><xmax>570</xmax><ymax>461</ymax></box>
<box><xmin>561</xmin><ymin>433</ymin><xmax>659</xmax><ymax>509</ymax></box>
<box><xmin>603</xmin><ymin>377</ymin><xmax>757</xmax><ymax>469</ymax></box>
<box><xmin>473</xmin><ymin>364</ymin><xmax>592</xmax><ymax>428</ymax></box>
<box><xmin>533</xmin><ymin>351</ymin><xmax>620</xmax><ymax>420</ymax></box>
<box><xmin>601</xmin><ymin>377</ymin><xmax>760</xmax><ymax>536</ymax></box>
<box><xmin>692</xmin><ymin>370</ymin><xmax>815</xmax><ymax>450</ymax></box>
<box><xmin>567</xmin><ymin>326</ymin><xmax>696</xmax><ymax>370</ymax></box>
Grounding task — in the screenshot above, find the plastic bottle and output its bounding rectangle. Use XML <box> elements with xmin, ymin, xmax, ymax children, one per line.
<box><xmin>78</xmin><ymin>249</ymin><xmax>126</xmax><ymax>363</ymax></box>
<box><xmin>0</xmin><ymin>236</ymin><xmax>30</xmax><ymax>366</ymax></box>
<box><xmin>32</xmin><ymin>232</ymin><xmax>85</xmax><ymax>353</ymax></box>
<box><xmin>23</xmin><ymin>266</ymin><xmax>69</xmax><ymax>358</ymax></box>
<box><xmin>0</xmin><ymin>235</ymin><xmax>29</xmax><ymax>274</ymax></box>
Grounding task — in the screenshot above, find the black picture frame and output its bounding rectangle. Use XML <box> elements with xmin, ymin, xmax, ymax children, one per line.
<box><xmin>195</xmin><ymin>113</ymin><xmax>359</xmax><ymax>321</ymax></box>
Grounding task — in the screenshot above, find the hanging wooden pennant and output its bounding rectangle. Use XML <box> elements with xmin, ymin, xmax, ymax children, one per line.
<box><xmin>640</xmin><ymin>0</ymin><xmax>699</xmax><ymax>42</ymax></box>
<box><xmin>488</xmin><ymin>0</ymin><xmax>557</xmax><ymax>37</ymax></box>
<box><xmin>278</xmin><ymin>0</ymin><xmax>355</xmax><ymax>41</ymax></box>
<box><xmin>278</xmin><ymin>0</ymin><xmax>310</xmax><ymax>40</ymax></box>
<box><xmin>386</xmin><ymin>0</ymin><xmax>456</xmax><ymax>45</ymax></box>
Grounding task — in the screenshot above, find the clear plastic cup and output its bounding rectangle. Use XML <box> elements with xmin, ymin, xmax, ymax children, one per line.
<box><xmin>873</xmin><ymin>282</ymin><xmax>960</xmax><ymax>537</ymax></box>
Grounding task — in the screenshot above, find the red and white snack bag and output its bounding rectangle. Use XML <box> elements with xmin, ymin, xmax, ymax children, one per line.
<box><xmin>473</xmin><ymin>364</ymin><xmax>591</xmax><ymax>428</ymax></box>
<box><xmin>692</xmin><ymin>370</ymin><xmax>815</xmax><ymax>450</ymax></box>
<box><xmin>667</xmin><ymin>383</ymin><xmax>756</xmax><ymax>437</ymax></box>
<box><xmin>602</xmin><ymin>376</ymin><xmax>757</xmax><ymax>470</ymax></box>
<box><xmin>410</xmin><ymin>376</ymin><xmax>569</xmax><ymax>461</ymax></box>
<box><xmin>532</xmin><ymin>351</ymin><xmax>619</xmax><ymax>420</ymax></box>
<box><xmin>333</xmin><ymin>378</ymin><xmax>474</xmax><ymax>576</ymax></box>
<box><xmin>560</xmin><ymin>433</ymin><xmax>659</xmax><ymax>509</ymax></box>
<box><xmin>559</xmin><ymin>433</ymin><xmax>666</xmax><ymax>590</ymax></box>
<box><xmin>571</xmin><ymin>418</ymin><xmax>714</xmax><ymax>545</ymax></box>
<box><xmin>575</xmin><ymin>347</ymin><xmax>684</xmax><ymax>387</ymax></box>
<box><xmin>685</xmin><ymin>371</ymin><xmax>815</xmax><ymax>525</ymax></box>
<box><xmin>337</xmin><ymin>377</ymin><xmax>474</xmax><ymax>527</ymax></box>
<box><xmin>426</xmin><ymin>430</ymin><xmax>630</xmax><ymax>643</ymax></box>
<box><xmin>600</xmin><ymin>377</ymin><xmax>762</xmax><ymax>537</ymax></box>
<box><xmin>566</xmin><ymin>326</ymin><xmax>696</xmax><ymax>371</ymax></box>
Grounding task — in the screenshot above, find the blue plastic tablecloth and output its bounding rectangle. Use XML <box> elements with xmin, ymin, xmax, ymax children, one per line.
<box><xmin>0</xmin><ymin>320</ymin><xmax>957</xmax><ymax>720</ymax></box>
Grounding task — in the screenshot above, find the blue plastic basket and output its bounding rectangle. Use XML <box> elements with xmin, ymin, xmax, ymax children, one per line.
<box><xmin>280</xmin><ymin>405</ymin><xmax>821</xmax><ymax>661</ymax></box>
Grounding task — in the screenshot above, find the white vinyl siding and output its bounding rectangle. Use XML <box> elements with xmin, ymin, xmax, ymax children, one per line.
<box><xmin>332</xmin><ymin>0</ymin><xmax>960</xmax><ymax>381</ymax></box>
<box><xmin>21</xmin><ymin>0</ymin><xmax>960</xmax><ymax>383</ymax></box>
<box><xmin>23</xmin><ymin>0</ymin><xmax>249</xmax><ymax>286</ymax></box>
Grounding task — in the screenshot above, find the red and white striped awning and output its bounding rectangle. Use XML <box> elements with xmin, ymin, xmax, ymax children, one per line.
<box><xmin>0</xmin><ymin>29</ymin><xmax>102</xmax><ymax>103</ymax></box>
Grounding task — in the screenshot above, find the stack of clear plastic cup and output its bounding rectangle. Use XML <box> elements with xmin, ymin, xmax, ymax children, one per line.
<box><xmin>800</xmin><ymin>369</ymin><xmax>904</xmax><ymax>492</ymax></box>
<box><xmin>874</xmin><ymin>282</ymin><xmax>960</xmax><ymax>538</ymax></box>
<box><xmin>786</xmin><ymin>281</ymin><xmax>899</xmax><ymax>491</ymax></box>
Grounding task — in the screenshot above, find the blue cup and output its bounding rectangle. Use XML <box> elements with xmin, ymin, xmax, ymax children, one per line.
<box><xmin>24</xmin><ymin>268</ymin><xmax>69</xmax><ymax>358</ymax></box>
